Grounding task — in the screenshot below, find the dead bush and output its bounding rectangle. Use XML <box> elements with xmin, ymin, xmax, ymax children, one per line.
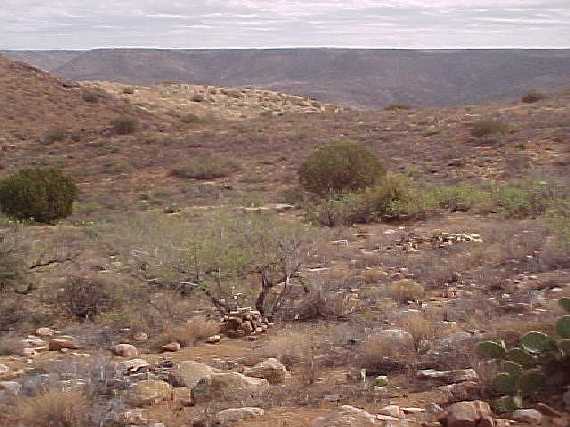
<box><xmin>111</xmin><ymin>117</ymin><xmax>139</xmax><ymax>135</ymax></box>
<box><xmin>11</xmin><ymin>390</ymin><xmax>90</xmax><ymax>427</ymax></box>
<box><xmin>59</xmin><ymin>276</ymin><xmax>115</xmax><ymax>321</ymax></box>
<box><xmin>358</xmin><ymin>334</ymin><xmax>415</xmax><ymax>373</ymax></box>
<box><xmin>397</xmin><ymin>312</ymin><xmax>438</xmax><ymax>353</ymax></box>
<box><xmin>470</xmin><ymin>119</ymin><xmax>509</xmax><ymax>138</ymax></box>
<box><xmin>0</xmin><ymin>335</ymin><xmax>24</xmax><ymax>356</ymax></box>
<box><xmin>521</xmin><ymin>90</ymin><xmax>547</xmax><ymax>104</ymax></box>
<box><xmin>386</xmin><ymin>279</ymin><xmax>425</xmax><ymax>304</ymax></box>
<box><xmin>169</xmin><ymin>155</ymin><xmax>240</xmax><ymax>180</ymax></box>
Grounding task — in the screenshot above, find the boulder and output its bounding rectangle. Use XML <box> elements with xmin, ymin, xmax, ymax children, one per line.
<box><xmin>206</xmin><ymin>335</ymin><xmax>221</xmax><ymax>344</ymax></box>
<box><xmin>116</xmin><ymin>408</ymin><xmax>149</xmax><ymax>425</ymax></box>
<box><xmin>511</xmin><ymin>409</ymin><xmax>542</xmax><ymax>425</ymax></box>
<box><xmin>312</xmin><ymin>405</ymin><xmax>376</xmax><ymax>427</ymax></box>
<box><xmin>378</xmin><ymin>405</ymin><xmax>404</xmax><ymax>418</ymax></box>
<box><xmin>244</xmin><ymin>358</ymin><xmax>289</xmax><ymax>384</ymax></box>
<box><xmin>444</xmin><ymin>401</ymin><xmax>493</xmax><ymax>427</ymax></box>
<box><xmin>118</xmin><ymin>358</ymin><xmax>150</xmax><ymax>375</ymax></box>
<box><xmin>128</xmin><ymin>380</ymin><xmax>172</xmax><ymax>407</ymax></box>
<box><xmin>169</xmin><ymin>361</ymin><xmax>214</xmax><ymax>388</ymax></box>
<box><xmin>48</xmin><ymin>338</ymin><xmax>79</xmax><ymax>351</ymax></box>
<box><xmin>35</xmin><ymin>327</ymin><xmax>55</xmax><ymax>337</ymax></box>
<box><xmin>0</xmin><ymin>364</ymin><xmax>9</xmax><ymax>375</ymax></box>
<box><xmin>161</xmin><ymin>342</ymin><xmax>181</xmax><ymax>352</ymax></box>
<box><xmin>439</xmin><ymin>381</ymin><xmax>482</xmax><ymax>403</ymax></box>
<box><xmin>133</xmin><ymin>332</ymin><xmax>149</xmax><ymax>342</ymax></box>
<box><xmin>192</xmin><ymin>372</ymin><xmax>269</xmax><ymax>402</ymax></box>
<box><xmin>215</xmin><ymin>407</ymin><xmax>264</xmax><ymax>425</ymax></box>
<box><xmin>21</xmin><ymin>347</ymin><xmax>38</xmax><ymax>358</ymax></box>
<box><xmin>417</xmin><ymin>369</ymin><xmax>479</xmax><ymax>384</ymax></box>
<box><xmin>112</xmin><ymin>344</ymin><xmax>139</xmax><ymax>357</ymax></box>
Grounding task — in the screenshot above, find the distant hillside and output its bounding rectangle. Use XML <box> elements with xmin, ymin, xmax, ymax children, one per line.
<box><xmin>3</xmin><ymin>49</ymin><xmax>570</xmax><ymax>109</ymax></box>
<box><xmin>0</xmin><ymin>55</ymin><xmax>155</xmax><ymax>142</ymax></box>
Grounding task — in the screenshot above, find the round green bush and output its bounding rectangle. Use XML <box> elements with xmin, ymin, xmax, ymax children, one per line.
<box><xmin>298</xmin><ymin>141</ymin><xmax>385</xmax><ymax>196</ymax></box>
<box><xmin>0</xmin><ymin>168</ymin><xmax>78</xmax><ymax>223</ymax></box>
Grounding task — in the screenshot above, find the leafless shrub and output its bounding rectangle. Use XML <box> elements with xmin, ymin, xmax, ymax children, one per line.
<box><xmin>155</xmin><ymin>316</ymin><xmax>219</xmax><ymax>347</ymax></box>
<box><xmin>386</xmin><ymin>279</ymin><xmax>425</xmax><ymax>304</ymax></box>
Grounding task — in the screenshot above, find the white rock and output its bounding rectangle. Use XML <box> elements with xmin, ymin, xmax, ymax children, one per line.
<box><xmin>378</xmin><ymin>405</ymin><xmax>403</xmax><ymax>418</ymax></box>
<box><xmin>112</xmin><ymin>344</ymin><xmax>139</xmax><ymax>357</ymax></box>
<box><xmin>215</xmin><ymin>407</ymin><xmax>264</xmax><ymax>425</ymax></box>
<box><xmin>313</xmin><ymin>405</ymin><xmax>376</xmax><ymax>426</ymax></box>
<box><xmin>511</xmin><ymin>409</ymin><xmax>542</xmax><ymax>425</ymax></box>
<box><xmin>35</xmin><ymin>327</ymin><xmax>55</xmax><ymax>337</ymax></box>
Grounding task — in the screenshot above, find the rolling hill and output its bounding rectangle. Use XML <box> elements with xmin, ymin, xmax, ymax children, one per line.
<box><xmin>4</xmin><ymin>48</ymin><xmax>570</xmax><ymax>108</ymax></box>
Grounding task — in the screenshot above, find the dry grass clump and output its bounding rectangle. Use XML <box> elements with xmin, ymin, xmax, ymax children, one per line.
<box><xmin>386</xmin><ymin>279</ymin><xmax>425</xmax><ymax>304</ymax></box>
<box><xmin>262</xmin><ymin>329</ymin><xmax>312</xmax><ymax>369</ymax></box>
<box><xmin>397</xmin><ymin>312</ymin><xmax>438</xmax><ymax>353</ymax></box>
<box><xmin>358</xmin><ymin>333</ymin><xmax>415</xmax><ymax>373</ymax></box>
<box><xmin>0</xmin><ymin>335</ymin><xmax>24</xmax><ymax>356</ymax></box>
<box><xmin>41</xmin><ymin>128</ymin><xmax>66</xmax><ymax>144</ymax></box>
<box><xmin>156</xmin><ymin>316</ymin><xmax>219</xmax><ymax>347</ymax></box>
<box><xmin>169</xmin><ymin>154</ymin><xmax>240</xmax><ymax>180</ymax></box>
<box><xmin>11</xmin><ymin>390</ymin><xmax>90</xmax><ymax>427</ymax></box>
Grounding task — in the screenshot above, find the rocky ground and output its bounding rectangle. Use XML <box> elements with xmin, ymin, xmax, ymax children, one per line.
<box><xmin>0</xmin><ymin>54</ymin><xmax>569</xmax><ymax>426</ymax></box>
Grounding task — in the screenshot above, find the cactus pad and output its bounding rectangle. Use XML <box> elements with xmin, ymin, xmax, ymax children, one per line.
<box><xmin>559</xmin><ymin>297</ymin><xmax>570</xmax><ymax>313</ymax></box>
<box><xmin>519</xmin><ymin>369</ymin><xmax>545</xmax><ymax>395</ymax></box>
<box><xmin>502</xmin><ymin>361</ymin><xmax>523</xmax><ymax>377</ymax></box>
<box><xmin>494</xmin><ymin>372</ymin><xmax>517</xmax><ymax>394</ymax></box>
<box><xmin>557</xmin><ymin>339</ymin><xmax>570</xmax><ymax>357</ymax></box>
<box><xmin>505</xmin><ymin>347</ymin><xmax>535</xmax><ymax>367</ymax></box>
<box><xmin>556</xmin><ymin>315</ymin><xmax>570</xmax><ymax>339</ymax></box>
<box><xmin>477</xmin><ymin>340</ymin><xmax>506</xmax><ymax>359</ymax></box>
<box><xmin>520</xmin><ymin>331</ymin><xmax>556</xmax><ymax>354</ymax></box>
<box><xmin>494</xmin><ymin>395</ymin><xmax>523</xmax><ymax>413</ymax></box>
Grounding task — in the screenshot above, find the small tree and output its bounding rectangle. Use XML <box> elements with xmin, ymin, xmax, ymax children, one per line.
<box><xmin>0</xmin><ymin>168</ymin><xmax>77</xmax><ymax>223</ymax></box>
<box><xmin>299</xmin><ymin>141</ymin><xmax>385</xmax><ymax>196</ymax></box>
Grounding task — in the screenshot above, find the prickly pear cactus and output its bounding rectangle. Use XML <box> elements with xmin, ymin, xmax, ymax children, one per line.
<box><xmin>556</xmin><ymin>315</ymin><xmax>570</xmax><ymax>339</ymax></box>
<box><xmin>520</xmin><ymin>331</ymin><xmax>557</xmax><ymax>354</ymax></box>
<box><xmin>505</xmin><ymin>347</ymin><xmax>535</xmax><ymax>367</ymax></box>
<box><xmin>494</xmin><ymin>372</ymin><xmax>517</xmax><ymax>394</ymax></box>
<box><xmin>559</xmin><ymin>297</ymin><xmax>570</xmax><ymax>313</ymax></box>
<box><xmin>502</xmin><ymin>361</ymin><xmax>523</xmax><ymax>377</ymax></box>
<box><xmin>494</xmin><ymin>395</ymin><xmax>523</xmax><ymax>413</ymax></box>
<box><xmin>477</xmin><ymin>340</ymin><xmax>506</xmax><ymax>359</ymax></box>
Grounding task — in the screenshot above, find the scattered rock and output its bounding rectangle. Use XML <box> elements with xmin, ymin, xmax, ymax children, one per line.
<box><xmin>48</xmin><ymin>338</ymin><xmax>79</xmax><ymax>351</ymax></box>
<box><xmin>443</xmin><ymin>401</ymin><xmax>493</xmax><ymax>427</ymax></box>
<box><xmin>161</xmin><ymin>342</ymin><xmax>181</xmax><ymax>352</ymax></box>
<box><xmin>439</xmin><ymin>381</ymin><xmax>482</xmax><ymax>403</ymax></box>
<box><xmin>378</xmin><ymin>405</ymin><xmax>404</xmax><ymax>418</ymax></box>
<box><xmin>511</xmin><ymin>409</ymin><xmax>542</xmax><ymax>425</ymax></box>
<box><xmin>215</xmin><ymin>407</ymin><xmax>264</xmax><ymax>425</ymax></box>
<box><xmin>128</xmin><ymin>380</ymin><xmax>172</xmax><ymax>407</ymax></box>
<box><xmin>417</xmin><ymin>369</ymin><xmax>479</xmax><ymax>384</ymax></box>
<box><xmin>112</xmin><ymin>344</ymin><xmax>139</xmax><ymax>357</ymax></box>
<box><xmin>116</xmin><ymin>408</ymin><xmax>149</xmax><ymax>425</ymax></box>
<box><xmin>206</xmin><ymin>335</ymin><xmax>221</xmax><ymax>344</ymax></box>
<box><xmin>169</xmin><ymin>361</ymin><xmax>215</xmax><ymax>388</ymax></box>
<box><xmin>21</xmin><ymin>348</ymin><xmax>38</xmax><ymax>358</ymax></box>
<box><xmin>243</xmin><ymin>358</ymin><xmax>288</xmax><ymax>384</ymax></box>
<box><xmin>0</xmin><ymin>381</ymin><xmax>20</xmax><ymax>396</ymax></box>
<box><xmin>35</xmin><ymin>327</ymin><xmax>55</xmax><ymax>337</ymax></box>
<box><xmin>192</xmin><ymin>372</ymin><xmax>269</xmax><ymax>403</ymax></box>
<box><xmin>118</xmin><ymin>358</ymin><xmax>150</xmax><ymax>375</ymax></box>
<box><xmin>313</xmin><ymin>405</ymin><xmax>376</xmax><ymax>427</ymax></box>
<box><xmin>133</xmin><ymin>332</ymin><xmax>149</xmax><ymax>342</ymax></box>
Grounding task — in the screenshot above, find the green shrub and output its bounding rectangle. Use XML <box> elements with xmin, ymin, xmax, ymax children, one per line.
<box><xmin>122</xmin><ymin>87</ymin><xmax>135</xmax><ymax>95</ymax></box>
<box><xmin>41</xmin><ymin>129</ymin><xmax>66</xmax><ymax>145</ymax></box>
<box><xmin>547</xmin><ymin>201</ymin><xmax>570</xmax><ymax>248</ymax></box>
<box><xmin>299</xmin><ymin>141</ymin><xmax>385</xmax><ymax>196</ymax></box>
<box><xmin>493</xmin><ymin>181</ymin><xmax>559</xmax><ymax>218</ymax></box>
<box><xmin>170</xmin><ymin>155</ymin><xmax>240</xmax><ymax>180</ymax></box>
<box><xmin>111</xmin><ymin>117</ymin><xmax>139</xmax><ymax>135</ymax></box>
<box><xmin>431</xmin><ymin>184</ymin><xmax>493</xmax><ymax>212</ymax></box>
<box><xmin>306</xmin><ymin>174</ymin><xmax>431</xmax><ymax>226</ymax></box>
<box><xmin>0</xmin><ymin>168</ymin><xmax>77</xmax><ymax>223</ymax></box>
<box><xmin>521</xmin><ymin>90</ymin><xmax>547</xmax><ymax>104</ymax></box>
<box><xmin>471</xmin><ymin>120</ymin><xmax>509</xmax><ymax>138</ymax></box>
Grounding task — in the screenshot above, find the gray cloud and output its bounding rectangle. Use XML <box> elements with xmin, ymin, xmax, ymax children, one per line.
<box><xmin>1</xmin><ymin>0</ymin><xmax>569</xmax><ymax>49</ymax></box>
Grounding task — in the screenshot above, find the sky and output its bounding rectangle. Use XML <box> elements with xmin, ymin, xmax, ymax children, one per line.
<box><xmin>1</xmin><ymin>0</ymin><xmax>570</xmax><ymax>50</ymax></box>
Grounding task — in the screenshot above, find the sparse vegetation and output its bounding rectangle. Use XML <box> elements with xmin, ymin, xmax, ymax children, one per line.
<box><xmin>81</xmin><ymin>90</ymin><xmax>100</xmax><ymax>103</ymax></box>
<box><xmin>170</xmin><ymin>154</ymin><xmax>240</xmax><ymax>180</ymax></box>
<box><xmin>299</xmin><ymin>141</ymin><xmax>385</xmax><ymax>196</ymax></box>
<box><xmin>59</xmin><ymin>275</ymin><xmax>115</xmax><ymax>320</ymax></box>
<box><xmin>111</xmin><ymin>116</ymin><xmax>139</xmax><ymax>135</ymax></box>
<box><xmin>0</xmin><ymin>168</ymin><xmax>78</xmax><ymax>222</ymax></box>
<box><xmin>471</xmin><ymin>119</ymin><xmax>509</xmax><ymax>138</ymax></box>
<box><xmin>41</xmin><ymin>128</ymin><xmax>66</xmax><ymax>144</ymax></box>
<box><xmin>11</xmin><ymin>390</ymin><xmax>90</xmax><ymax>427</ymax></box>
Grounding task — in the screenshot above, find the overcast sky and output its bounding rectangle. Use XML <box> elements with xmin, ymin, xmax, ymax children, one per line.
<box><xmin>2</xmin><ymin>0</ymin><xmax>569</xmax><ymax>50</ymax></box>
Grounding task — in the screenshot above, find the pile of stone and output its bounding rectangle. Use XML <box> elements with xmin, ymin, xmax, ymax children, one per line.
<box><xmin>220</xmin><ymin>307</ymin><xmax>270</xmax><ymax>339</ymax></box>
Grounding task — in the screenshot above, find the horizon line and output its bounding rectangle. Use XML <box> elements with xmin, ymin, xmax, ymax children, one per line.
<box><xmin>3</xmin><ymin>46</ymin><xmax>570</xmax><ymax>52</ymax></box>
